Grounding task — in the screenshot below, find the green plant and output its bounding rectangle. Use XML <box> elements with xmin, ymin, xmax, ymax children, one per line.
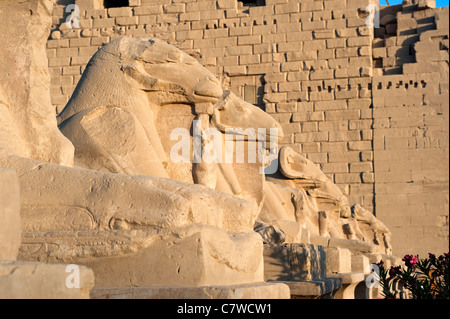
<box><xmin>376</xmin><ymin>252</ymin><xmax>449</xmax><ymax>299</ymax></box>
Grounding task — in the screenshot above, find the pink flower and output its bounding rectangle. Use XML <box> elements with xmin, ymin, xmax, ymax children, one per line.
<box><xmin>402</xmin><ymin>254</ymin><xmax>418</xmax><ymax>269</ymax></box>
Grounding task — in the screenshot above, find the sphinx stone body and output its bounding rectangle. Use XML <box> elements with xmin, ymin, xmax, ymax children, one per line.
<box><xmin>0</xmin><ymin>3</ymin><xmax>393</xmax><ymax>295</ymax></box>
<box><xmin>57</xmin><ymin>36</ymin><xmax>393</xmax><ymax>256</ymax></box>
<box><xmin>0</xmin><ymin>11</ymin><xmax>272</xmax><ymax>293</ymax></box>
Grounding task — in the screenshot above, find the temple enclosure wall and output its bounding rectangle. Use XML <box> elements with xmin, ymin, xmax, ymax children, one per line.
<box><xmin>46</xmin><ymin>0</ymin><xmax>449</xmax><ymax>258</ymax></box>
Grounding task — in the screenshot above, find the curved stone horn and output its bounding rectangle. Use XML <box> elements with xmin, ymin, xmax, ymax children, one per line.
<box><xmin>123</xmin><ymin>63</ymin><xmax>185</xmax><ymax>94</ymax></box>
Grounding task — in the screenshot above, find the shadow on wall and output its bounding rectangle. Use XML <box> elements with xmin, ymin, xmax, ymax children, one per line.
<box><xmin>104</xmin><ymin>0</ymin><xmax>129</xmax><ymax>8</ymax></box>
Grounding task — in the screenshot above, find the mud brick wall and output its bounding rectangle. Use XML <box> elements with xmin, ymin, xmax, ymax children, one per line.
<box><xmin>46</xmin><ymin>0</ymin><xmax>449</xmax><ymax>258</ymax></box>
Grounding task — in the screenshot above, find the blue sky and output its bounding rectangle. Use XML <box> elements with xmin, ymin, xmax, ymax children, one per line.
<box><xmin>379</xmin><ymin>0</ymin><xmax>449</xmax><ymax>6</ymax></box>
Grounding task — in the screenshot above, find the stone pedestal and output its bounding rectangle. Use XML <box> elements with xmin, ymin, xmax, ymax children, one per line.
<box><xmin>324</xmin><ymin>247</ymin><xmax>368</xmax><ymax>299</ymax></box>
<box><xmin>263</xmin><ymin>243</ymin><xmax>342</xmax><ymax>298</ymax></box>
<box><xmin>325</xmin><ymin>247</ymin><xmax>352</xmax><ymax>274</ymax></box>
<box><xmin>20</xmin><ymin>225</ymin><xmax>266</xmax><ymax>290</ymax></box>
<box><xmin>328</xmin><ymin>272</ymin><xmax>366</xmax><ymax>299</ymax></box>
<box><xmin>351</xmin><ymin>254</ymin><xmax>371</xmax><ymax>273</ymax></box>
<box><xmin>0</xmin><ymin>167</ymin><xmax>95</xmax><ymax>299</ymax></box>
<box><xmin>0</xmin><ymin>261</ymin><xmax>94</xmax><ymax>299</ymax></box>
<box><xmin>90</xmin><ymin>282</ymin><xmax>290</xmax><ymax>299</ymax></box>
<box><xmin>0</xmin><ymin>168</ymin><xmax>21</xmax><ymax>261</ymax></box>
<box><xmin>264</xmin><ymin>243</ymin><xmax>327</xmax><ymax>281</ymax></box>
<box><xmin>281</xmin><ymin>278</ymin><xmax>342</xmax><ymax>299</ymax></box>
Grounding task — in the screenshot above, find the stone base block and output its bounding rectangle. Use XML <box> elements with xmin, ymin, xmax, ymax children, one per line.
<box><xmin>20</xmin><ymin>225</ymin><xmax>264</xmax><ymax>288</ymax></box>
<box><xmin>351</xmin><ymin>254</ymin><xmax>371</xmax><ymax>273</ymax></box>
<box><xmin>365</xmin><ymin>253</ymin><xmax>403</xmax><ymax>269</ymax></box>
<box><xmin>90</xmin><ymin>282</ymin><xmax>291</xmax><ymax>299</ymax></box>
<box><xmin>0</xmin><ymin>261</ymin><xmax>94</xmax><ymax>299</ymax></box>
<box><xmin>0</xmin><ymin>168</ymin><xmax>21</xmax><ymax>261</ymax></box>
<box><xmin>263</xmin><ymin>243</ymin><xmax>326</xmax><ymax>281</ymax></box>
<box><xmin>328</xmin><ymin>272</ymin><xmax>366</xmax><ymax>299</ymax></box>
<box><xmin>329</xmin><ymin>238</ymin><xmax>377</xmax><ymax>253</ymax></box>
<box><xmin>365</xmin><ymin>253</ymin><xmax>383</xmax><ymax>264</ymax></box>
<box><xmin>325</xmin><ymin>247</ymin><xmax>352</xmax><ymax>274</ymax></box>
<box><xmin>328</xmin><ymin>272</ymin><xmax>365</xmax><ymax>284</ymax></box>
<box><xmin>278</xmin><ymin>278</ymin><xmax>342</xmax><ymax>299</ymax></box>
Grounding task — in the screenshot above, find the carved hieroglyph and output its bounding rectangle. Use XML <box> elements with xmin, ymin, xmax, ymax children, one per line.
<box><xmin>0</xmin><ymin>168</ymin><xmax>21</xmax><ymax>261</ymax></box>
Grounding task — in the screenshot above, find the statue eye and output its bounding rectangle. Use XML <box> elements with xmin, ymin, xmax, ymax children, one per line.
<box><xmin>167</xmin><ymin>52</ymin><xmax>180</xmax><ymax>63</ymax></box>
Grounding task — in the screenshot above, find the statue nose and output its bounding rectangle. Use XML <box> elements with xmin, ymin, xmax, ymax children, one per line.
<box><xmin>194</xmin><ymin>76</ymin><xmax>223</xmax><ymax>99</ymax></box>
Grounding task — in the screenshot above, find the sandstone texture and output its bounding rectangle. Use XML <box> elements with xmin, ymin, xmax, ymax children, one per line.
<box><xmin>44</xmin><ymin>0</ymin><xmax>449</xmax><ymax>258</ymax></box>
<box><xmin>0</xmin><ymin>0</ymin><xmax>447</xmax><ymax>300</ymax></box>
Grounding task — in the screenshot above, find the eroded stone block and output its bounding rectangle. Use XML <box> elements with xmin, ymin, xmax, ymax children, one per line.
<box><xmin>325</xmin><ymin>247</ymin><xmax>352</xmax><ymax>274</ymax></box>
<box><xmin>20</xmin><ymin>225</ymin><xmax>264</xmax><ymax>288</ymax></box>
<box><xmin>90</xmin><ymin>282</ymin><xmax>290</xmax><ymax>299</ymax></box>
<box><xmin>0</xmin><ymin>168</ymin><xmax>21</xmax><ymax>261</ymax></box>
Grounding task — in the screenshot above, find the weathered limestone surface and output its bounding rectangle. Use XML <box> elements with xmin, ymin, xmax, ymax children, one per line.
<box><xmin>0</xmin><ymin>167</ymin><xmax>95</xmax><ymax>299</ymax></box>
<box><xmin>324</xmin><ymin>247</ymin><xmax>368</xmax><ymax>299</ymax></box>
<box><xmin>1</xmin><ymin>0</ymin><xmax>447</xmax><ymax>300</ymax></box>
<box><xmin>56</xmin><ymin>36</ymin><xmax>282</xmax><ymax>213</ymax></box>
<box><xmin>264</xmin><ymin>243</ymin><xmax>327</xmax><ymax>282</ymax></box>
<box><xmin>21</xmin><ymin>225</ymin><xmax>265</xmax><ymax>288</ymax></box>
<box><xmin>44</xmin><ymin>0</ymin><xmax>449</xmax><ymax>257</ymax></box>
<box><xmin>0</xmin><ymin>168</ymin><xmax>21</xmax><ymax>261</ymax></box>
<box><xmin>90</xmin><ymin>282</ymin><xmax>290</xmax><ymax>299</ymax></box>
<box><xmin>1</xmin><ymin>0</ymin><xmax>283</xmax><ymax>298</ymax></box>
<box><xmin>0</xmin><ymin>1</ymin><xmax>95</xmax><ymax>299</ymax></box>
<box><xmin>262</xmin><ymin>146</ymin><xmax>393</xmax><ymax>255</ymax></box>
<box><xmin>47</xmin><ymin>0</ymin><xmax>380</xmax><ymax>219</ymax></box>
<box><xmin>0</xmin><ymin>261</ymin><xmax>94</xmax><ymax>299</ymax></box>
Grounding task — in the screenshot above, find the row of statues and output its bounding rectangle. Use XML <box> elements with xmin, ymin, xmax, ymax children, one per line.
<box><xmin>56</xmin><ymin>35</ymin><xmax>392</xmax><ymax>253</ymax></box>
<box><xmin>1</xmin><ymin>21</ymin><xmax>392</xmax><ymax>290</ymax></box>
